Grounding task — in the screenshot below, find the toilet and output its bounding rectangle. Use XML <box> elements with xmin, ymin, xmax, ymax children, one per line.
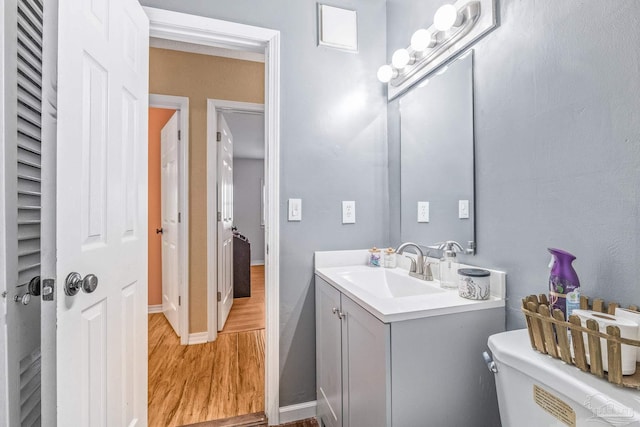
<box><xmin>487</xmin><ymin>329</ymin><xmax>640</xmax><ymax>426</ymax></box>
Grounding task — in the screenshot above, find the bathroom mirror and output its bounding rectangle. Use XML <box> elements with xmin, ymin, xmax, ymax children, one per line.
<box><xmin>399</xmin><ymin>51</ymin><xmax>475</xmax><ymax>251</ymax></box>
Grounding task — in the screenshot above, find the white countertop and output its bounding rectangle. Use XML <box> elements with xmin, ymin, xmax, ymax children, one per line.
<box><xmin>315</xmin><ymin>249</ymin><xmax>506</xmax><ymax>323</ymax></box>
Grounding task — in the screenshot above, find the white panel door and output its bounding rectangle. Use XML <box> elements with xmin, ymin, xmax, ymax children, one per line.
<box><xmin>217</xmin><ymin>113</ymin><xmax>234</xmax><ymax>331</ymax></box>
<box><xmin>160</xmin><ymin>111</ymin><xmax>180</xmax><ymax>336</ymax></box>
<box><xmin>47</xmin><ymin>0</ymin><xmax>149</xmax><ymax>425</ymax></box>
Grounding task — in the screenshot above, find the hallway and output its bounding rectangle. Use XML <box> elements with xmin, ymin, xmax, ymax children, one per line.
<box><xmin>148</xmin><ymin>266</ymin><xmax>266</xmax><ymax>426</ymax></box>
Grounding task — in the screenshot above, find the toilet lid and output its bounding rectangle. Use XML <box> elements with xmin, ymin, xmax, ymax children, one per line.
<box><xmin>488</xmin><ymin>329</ymin><xmax>640</xmax><ymax>424</ymax></box>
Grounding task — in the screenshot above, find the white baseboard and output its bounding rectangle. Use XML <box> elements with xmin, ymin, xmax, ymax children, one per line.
<box><xmin>278</xmin><ymin>401</ymin><xmax>317</xmax><ymax>423</ymax></box>
<box><xmin>148</xmin><ymin>304</ymin><xmax>162</xmax><ymax>314</ymax></box>
<box><xmin>188</xmin><ymin>332</ymin><xmax>208</xmax><ymax>345</ymax></box>
<box><xmin>251</xmin><ymin>260</ymin><xmax>265</xmax><ymax>266</ymax></box>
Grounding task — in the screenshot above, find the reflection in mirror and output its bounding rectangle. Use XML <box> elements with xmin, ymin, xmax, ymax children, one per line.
<box><xmin>399</xmin><ymin>51</ymin><xmax>474</xmax><ymax>251</ymax></box>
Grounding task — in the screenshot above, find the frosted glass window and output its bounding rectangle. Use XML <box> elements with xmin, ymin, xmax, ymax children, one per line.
<box><xmin>318</xmin><ymin>5</ymin><xmax>358</xmax><ymax>51</ymax></box>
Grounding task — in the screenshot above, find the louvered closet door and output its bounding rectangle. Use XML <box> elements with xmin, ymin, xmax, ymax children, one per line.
<box><xmin>6</xmin><ymin>0</ymin><xmax>44</xmax><ymax>425</ymax></box>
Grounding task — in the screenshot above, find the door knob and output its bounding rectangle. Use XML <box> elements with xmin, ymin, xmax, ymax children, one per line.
<box><xmin>156</xmin><ymin>228</ymin><xmax>163</xmax><ymax>234</ymax></box>
<box><xmin>13</xmin><ymin>276</ymin><xmax>41</xmax><ymax>305</ymax></box>
<box><xmin>14</xmin><ymin>293</ymin><xmax>31</xmax><ymax>305</ymax></box>
<box><xmin>65</xmin><ymin>272</ymin><xmax>99</xmax><ymax>296</ymax></box>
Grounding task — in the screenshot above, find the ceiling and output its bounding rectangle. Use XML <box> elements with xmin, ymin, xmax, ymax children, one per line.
<box><xmin>223</xmin><ymin>112</ymin><xmax>265</xmax><ymax>160</ymax></box>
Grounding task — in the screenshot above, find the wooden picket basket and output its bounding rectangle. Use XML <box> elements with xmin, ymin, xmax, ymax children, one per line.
<box><xmin>521</xmin><ymin>294</ymin><xmax>640</xmax><ymax>389</ymax></box>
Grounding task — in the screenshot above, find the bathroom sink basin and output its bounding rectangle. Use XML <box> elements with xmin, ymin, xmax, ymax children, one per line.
<box><xmin>334</xmin><ymin>267</ymin><xmax>446</xmax><ymax>298</ymax></box>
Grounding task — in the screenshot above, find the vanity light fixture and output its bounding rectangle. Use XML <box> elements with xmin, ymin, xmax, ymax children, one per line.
<box><xmin>391</xmin><ymin>48</ymin><xmax>413</xmax><ymax>69</ymax></box>
<box><xmin>376</xmin><ymin>64</ymin><xmax>397</xmax><ymax>83</ymax></box>
<box><xmin>377</xmin><ymin>1</ymin><xmax>481</xmax><ymax>86</ymax></box>
<box><xmin>433</xmin><ymin>4</ymin><xmax>464</xmax><ymax>31</ymax></box>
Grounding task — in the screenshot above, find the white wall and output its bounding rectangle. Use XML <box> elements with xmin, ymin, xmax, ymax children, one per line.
<box><xmin>233</xmin><ymin>158</ymin><xmax>265</xmax><ymax>263</ymax></box>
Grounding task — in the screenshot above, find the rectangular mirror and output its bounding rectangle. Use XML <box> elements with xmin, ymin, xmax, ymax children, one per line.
<box><xmin>399</xmin><ymin>51</ymin><xmax>475</xmax><ymax>250</ymax></box>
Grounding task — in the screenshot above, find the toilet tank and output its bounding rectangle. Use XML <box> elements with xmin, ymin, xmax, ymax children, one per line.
<box><xmin>488</xmin><ymin>329</ymin><xmax>640</xmax><ymax>427</ymax></box>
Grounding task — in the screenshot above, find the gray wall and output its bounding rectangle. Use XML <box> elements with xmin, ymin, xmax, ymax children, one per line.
<box><xmin>141</xmin><ymin>0</ymin><xmax>389</xmax><ymax>406</ymax></box>
<box><xmin>388</xmin><ymin>0</ymin><xmax>640</xmax><ymax>329</ymax></box>
<box><xmin>233</xmin><ymin>158</ymin><xmax>265</xmax><ymax>263</ymax></box>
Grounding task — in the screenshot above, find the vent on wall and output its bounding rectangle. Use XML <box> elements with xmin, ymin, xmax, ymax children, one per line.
<box><xmin>16</xmin><ymin>0</ymin><xmax>43</xmax><ymax>424</ymax></box>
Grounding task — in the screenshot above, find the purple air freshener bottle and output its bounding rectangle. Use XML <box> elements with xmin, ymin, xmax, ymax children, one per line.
<box><xmin>548</xmin><ymin>248</ymin><xmax>580</xmax><ymax>319</ymax></box>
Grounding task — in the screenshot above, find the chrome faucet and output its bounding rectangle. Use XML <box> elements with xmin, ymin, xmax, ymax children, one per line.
<box><xmin>395</xmin><ymin>242</ymin><xmax>433</xmax><ymax>281</ymax></box>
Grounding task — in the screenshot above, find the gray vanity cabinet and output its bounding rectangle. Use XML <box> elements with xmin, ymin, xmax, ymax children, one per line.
<box><xmin>316</xmin><ymin>276</ymin><xmax>390</xmax><ymax>427</ymax></box>
<box><xmin>316</xmin><ymin>274</ymin><xmax>504</xmax><ymax>427</ymax></box>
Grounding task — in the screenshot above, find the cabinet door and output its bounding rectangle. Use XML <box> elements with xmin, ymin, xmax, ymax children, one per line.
<box><xmin>342</xmin><ymin>296</ymin><xmax>390</xmax><ymax>427</ymax></box>
<box><xmin>316</xmin><ymin>277</ymin><xmax>343</xmax><ymax>427</ymax></box>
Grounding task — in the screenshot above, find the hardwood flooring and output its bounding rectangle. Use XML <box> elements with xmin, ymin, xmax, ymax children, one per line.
<box><xmin>221</xmin><ymin>265</ymin><xmax>265</xmax><ymax>334</ymax></box>
<box><xmin>148</xmin><ymin>265</ymin><xmax>268</xmax><ymax>426</ymax></box>
<box><xmin>180</xmin><ymin>413</ymin><xmax>319</xmax><ymax>427</ymax></box>
<box><xmin>148</xmin><ymin>315</ymin><xmax>265</xmax><ymax>426</ymax></box>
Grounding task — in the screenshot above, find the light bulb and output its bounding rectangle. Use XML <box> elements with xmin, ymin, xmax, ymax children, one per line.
<box><xmin>377</xmin><ymin>65</ymin><xmax>396</xmax><ymax>83</ymax></box>
<box><xmin>410</xmin><ymin>29</ymin><xmax>436</xmax><ymax>52</ymax></box>
<box><xmin>391</xmin><ymin>48</ymin><xmax>411</xmax><ymax>69</ymax></box>
<box><xmin>434</xmin><ymin>4</ymin><xmax>462</xmax><ymax>32</ymax></box>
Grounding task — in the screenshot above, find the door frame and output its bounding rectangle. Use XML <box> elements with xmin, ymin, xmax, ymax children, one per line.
<box><xmin>149</xmin><ymin>94</ymin><xmax>190</xmax><ymax>346</ymax></box>
<box><xmin>206</xmin><ymin>99</ymin><xmax>264</xmax><ymax>341</ymax></box>
<box><xmin>145</xmin><ymin>7</ymin><xmax>281</xmax><ymax>424</ymax></box>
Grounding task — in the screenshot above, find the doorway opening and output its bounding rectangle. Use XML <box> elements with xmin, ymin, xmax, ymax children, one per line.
<box><xmin>148</xmin><ymin>94</ymin><xmax>189</xmax><ymax>345</ymax></box>
<box><xmin>146</xmin><ymin>6</ymin><xmax>280</xmax><ymax>425</ymax></box>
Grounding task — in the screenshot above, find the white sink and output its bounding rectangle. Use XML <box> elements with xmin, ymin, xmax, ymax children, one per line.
<box><xmin>333</xmin><ymin>266</ymin><xmax>446</xmax><ymax>298</ymax></box>
<box><xmin>315</xmin><ymin>250</ymin><xmax>506</xmax><ymax>323</ymax></box>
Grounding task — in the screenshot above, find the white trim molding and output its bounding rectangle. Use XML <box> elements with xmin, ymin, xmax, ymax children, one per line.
<box><xmin>148</xmin><ymin>305</ymin><xmax>163</xmax><ymax>314</ymax></box>
<box><xmin>145</xmin><ymin>7</ymin><xmax>281</xmax><ymax>424</ymax></box>
<box><xmin>187</xmin><ymin>332</ymin><xmax>209</xmax><ymax>345</ymax></box>
<box><xmin>279</xmin><ymin>401</ymin><xmax>317</xmax><ymax>424</ymax></box>
<box><xmin>250</xmin><ymin>260</ymin><xmax>265</xmax><ymax>266</ymax></box>
<box><xmin>206</xmin><ymin>99</ymin><xmax>264</xmax><ymax>346</ymax></box>
<box><xmin>149</xmin><ymin>94</ymin><xmax>190</xmax><ymax>346</ymax></box>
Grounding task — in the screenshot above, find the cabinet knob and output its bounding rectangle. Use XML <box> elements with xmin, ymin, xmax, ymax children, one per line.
<box><xmin>332</xmin><ymin>307</ymin><xmax>345</xmax><ymax>320</ymax></box>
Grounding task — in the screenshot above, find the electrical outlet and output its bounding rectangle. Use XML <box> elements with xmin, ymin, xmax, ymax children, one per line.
<box><xmin>342</xmin><ymin>201</ymin><xmax>356</xmax><ymax>224</ymax></box>
<box><xmin>288</xmin><ymin>198</ymin><xmax>302</xmax><ymax>221</ymax></box>
<box><xmin>459</xmin><ymin>200</ymin><xmax>469</xmax><ymax>219</ymax></box>
<box><xmin>417</xmin><ymin>201</ymin><xmax>429</xmax><ymax>223</ymax></box>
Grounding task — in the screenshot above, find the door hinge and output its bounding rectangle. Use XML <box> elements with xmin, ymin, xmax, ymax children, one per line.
<box><xmin>266</xmin><ymin>244</ymin><xmax>269</xmax><ymax>255</ymax></box>
<box><xmin>178</xmin><ymin>130</ymin><xmax>181</xmax><ymax>141</ymax></box>
<box><xmin>217</xmin><ymin>291</ymin><xmax>221</xmax><ymax>302</ymax></box>
<box><xmin>178</xmin><ymin>212</ymin><xmax>181</xmax><ymax>223</ymax></box>
<box><xmin>216</xmin><ymin>131</ymin><xmax>221</xmax><ymax>142</ymax></box>
<box><xmin>217</xmin><ymin>211</ymin><xmax>222</xmax><ymax>222</ymax></box>
<box><xmin>179</xmin><ymin>296</ymin><xmax>181</xmax><ymax>306</ymax></box>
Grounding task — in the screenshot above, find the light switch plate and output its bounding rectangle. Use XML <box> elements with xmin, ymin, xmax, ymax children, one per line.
<box><xmin>459</xmin><ymin>199</ymin><xmax>469</xmax><ymax>219</ymax></box>
<box><xmin>342</xmin><ymin>201</ymin><xmax>356</xmax><ymax>224</ymax></box>
<box><xmin>288</xmin><ymin>198</ymin><xmax>302</xmax><ymax>221</ymax></box>
<box><xmin>417</xmin><ymin>201</ymin><xmax>430</xmax><ymax>223</ymax></box>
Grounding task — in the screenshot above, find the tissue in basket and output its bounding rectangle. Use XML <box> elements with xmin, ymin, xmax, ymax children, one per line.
<box><xmin>572</xmin><ymin>309</ymin><xmax>638</xmax><ymax>375</ymax></box>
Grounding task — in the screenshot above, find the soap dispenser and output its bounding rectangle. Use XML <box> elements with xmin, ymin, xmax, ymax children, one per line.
<box><xmin>438</xmin><ymin>241</ymin><xmax>464</xmax><ymax>289</ymax></box>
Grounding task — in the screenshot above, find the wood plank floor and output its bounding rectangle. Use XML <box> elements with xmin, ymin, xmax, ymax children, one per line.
<box><xmin>221</xmin><ymin>265</ymin><xmax>265</xmax><ymax>334</ymax></box>
<box><xmin>148</xmin><ymin>316</ymin><xmax>265</xmax><ymax>426</ymax></box>
<box><xmin>181</xmin><ymin>413</ymin><xmax>319</xmax><ymax>427</ymax></box>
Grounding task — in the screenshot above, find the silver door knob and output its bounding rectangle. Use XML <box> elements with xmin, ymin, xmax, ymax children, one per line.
<box><xmin>65</xmin><ymin>272</ymin><xmax>99</xmax><ymax>296</ymax></box>
<box><xmin>14</xmin><ymin>293</ymin><xmax>31</xmax><ymax>305</ymax></box>
<box><xmin>13</xmin><ymin>276</ymin><xmax>41</xmax><ymax>305</ymax></box>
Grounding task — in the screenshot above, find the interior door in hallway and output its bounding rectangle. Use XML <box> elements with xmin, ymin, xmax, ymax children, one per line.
<box><xmin>41</xmin><ymin>0</ymin><xmax>149</xmax><ymax>425</ymax></box>
<box><xmin>217</xmin><ymin>113</ymin><xmax>234</xmax><ymax>331</ymax></box>
<box><xmin>161</xmin><ymin>111</ymin><xmax>180</xmax><ymax>336</ymax></box>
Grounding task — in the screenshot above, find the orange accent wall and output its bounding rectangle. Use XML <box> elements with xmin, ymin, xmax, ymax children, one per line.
<box><xmin>148</xmin><ymin>107</ymin><xmax>177</xmax><ymax>306</ymax></box>
<box><xmin>149</xmin><ymin>47</ymin><xmax>264</xmax><ymax>332</ymax></box>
